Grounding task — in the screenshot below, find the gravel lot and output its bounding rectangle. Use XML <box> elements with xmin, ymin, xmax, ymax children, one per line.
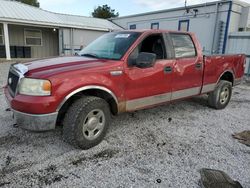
<box><xmin>0</xmin><ymin>62</ymin><xmax>250</xmax><ymax>188</ymax></box>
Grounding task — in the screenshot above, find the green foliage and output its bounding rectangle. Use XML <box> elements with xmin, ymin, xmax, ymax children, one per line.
<box><xmin>92</xmin><ymin>4</ymin><xmax>119</xmax><ymax>19</ymax></box>
<box><xmin>15</xmin><ymin>0</ymin><xmax>40</xmax><ymax>7</ymax></box>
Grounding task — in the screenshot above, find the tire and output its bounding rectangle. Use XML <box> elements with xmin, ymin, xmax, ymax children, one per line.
<box><xmin>208</xmin><ymin>80</ymin><xmax>232</xmax><ymax>109</ymax></box>
<box><xmin>63</xmin><ymin>96</ymin><xmax>111</xmax><ymax>149</ymax></box>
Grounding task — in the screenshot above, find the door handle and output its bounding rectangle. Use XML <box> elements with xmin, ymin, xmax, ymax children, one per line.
<box><xmin>164</xmin><ymin>66</ymin><xmax>172</xmax><ymax>73</ymax></box>
<box><xmin>195</xmin><ymin>63</ymin><xmax>202</xmax><ymax>69</ymax></box>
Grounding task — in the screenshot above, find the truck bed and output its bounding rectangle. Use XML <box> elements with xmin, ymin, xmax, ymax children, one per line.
<box><xmin>202</xmin><ymin>54</ymin><xmax>245</xmax><ymax>93</ymax></box>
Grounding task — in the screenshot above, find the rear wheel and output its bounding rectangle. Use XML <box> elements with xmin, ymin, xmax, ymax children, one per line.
<box><xmin>208</xmin><ymin>80</ymin><xmax>232</xmax><ymax>109</ymax></box>
<box><xmin>63</xmin><ymin>96</ymin><xmax>110</xmax><ymax>149</ymax></box>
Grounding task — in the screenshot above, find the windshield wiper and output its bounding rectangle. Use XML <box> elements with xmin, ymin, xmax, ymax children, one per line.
<box><xmin>81</xmin><ymin>53</ymin><xmax>99</xmax><ymax>59</ymax></box>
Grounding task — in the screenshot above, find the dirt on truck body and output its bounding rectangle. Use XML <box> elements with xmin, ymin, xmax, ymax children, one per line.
<box><xmin>4</xmin><ymin>29</ymin><xmax>245</xmax><ymax>149</ymax></box>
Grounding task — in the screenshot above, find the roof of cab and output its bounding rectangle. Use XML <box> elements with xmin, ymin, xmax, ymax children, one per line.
<box><xmin>119</xmin><ymin>29</ymin><xmax>192</xmax><ymax>35</ymax></box>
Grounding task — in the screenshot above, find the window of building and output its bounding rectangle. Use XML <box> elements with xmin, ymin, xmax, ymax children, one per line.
<box><xmin>129</xmin><ymin>24</ymin><xmax>136</xmax><ymax>30</ymax></box>
<box><xmin>170</xmin><ymin>33</ymin><xmax>196</xmax><ymax>58</ymax></box>
<box><xmin>24</xmin><ymin>29</ymin><xmax>42</xmax><ymax>46</ymax></box>
<box><xmin>238</xmin><ymin>28</ymin><xmax>244</xmax><ymax>32</ymax></box>
<box><xmin>0</xmin><ymin>26</ymin><xmax>3</xmax><ymax>45</ymax></box>
<box><xmin>151</xmin><ymin>22</ymin><xmax>159</xmax><ymax>29</ymax></box>
<box><xmin>178</xmin><ymin>20</ymin><xmax>189</xmax><ymax>32</ymax></box>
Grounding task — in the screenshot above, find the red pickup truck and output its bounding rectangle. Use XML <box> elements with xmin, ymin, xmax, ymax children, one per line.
<box><xmin>4</xmin><ymin>30</ymin><xmax>245</xmax><ymax>149</ymax></box>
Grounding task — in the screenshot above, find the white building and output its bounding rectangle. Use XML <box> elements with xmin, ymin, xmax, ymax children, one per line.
<box><xmin>0</xmin><ymin>0</ymin><xmax>122</xmax><ymax>60</ymax></box>
<box><xmin>1</xmin><ymin>0</ymin><xmax>249</xmax><ymax>61</ymax></box>
<box><xmin>112</xmin><ymin>0</ymin><xmax>250</xmax><ymax>55</ymax></box>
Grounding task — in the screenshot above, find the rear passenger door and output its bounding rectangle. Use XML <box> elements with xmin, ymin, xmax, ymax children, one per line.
<box><xmin>169</xmin><ymin>33</ymin><xmax>203</xmax><ymax>100</ymax></box>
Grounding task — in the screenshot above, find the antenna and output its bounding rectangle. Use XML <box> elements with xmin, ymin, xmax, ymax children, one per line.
<box><xmin>185</xmin><ymin>0</ymin><xmax>189</xmax><ymax>13</ymax></box>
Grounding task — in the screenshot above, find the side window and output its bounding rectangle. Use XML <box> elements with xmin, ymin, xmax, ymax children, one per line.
<box><xmin>24</xmin><ymin>29</ymin><xmax>42</xmax><ymax>46</ymax></box>
<box><xmin>129</xmin><ymin>24</ymin><xmax>136</xmax><ymax>30</ymax></box>
<box><xmin>178</xmin><ymin>20</ymin><xmax>189</xmax><ymax>31</ymax></box>
<box><xmin>170</xmin><ymin>34</ymin><xmax>196</xmax><ymax>58</ymax></box>
<box><xmin>151</xmin><ymin>23</ymin><xmax>159</xmax><ymax>29</ymax></box>
<box><xmin>129</xmin><ymin>34</ymin><xmax>166</xmax><ymax>66</ymax></box>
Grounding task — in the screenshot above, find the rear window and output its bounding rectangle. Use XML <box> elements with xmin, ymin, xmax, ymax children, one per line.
<box><xmin>170</xmin><ymin>34</ymin><xmax>196</xmax><ymax>58</ymax></box>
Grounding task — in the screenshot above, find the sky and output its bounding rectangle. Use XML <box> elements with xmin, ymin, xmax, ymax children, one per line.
<box><xmin>39</xmin><ymin>0</ymin><xmax>250</xmax><ymax>17</ymax></box>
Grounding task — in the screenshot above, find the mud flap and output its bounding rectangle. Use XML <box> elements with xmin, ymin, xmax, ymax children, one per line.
<box><xmin>200</xmin><ymin>168</ymin><xmax>243</xmax><ymax>188</ymax></box>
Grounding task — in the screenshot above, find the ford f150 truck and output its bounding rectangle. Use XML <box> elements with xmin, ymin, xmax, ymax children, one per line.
<box><xmin>4</xmin><ymin>30</ymin><xmax>245</xmax><ymax>149</ymax></box>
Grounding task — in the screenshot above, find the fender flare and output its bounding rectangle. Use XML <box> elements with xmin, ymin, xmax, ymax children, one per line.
<box><xmin>56</xmin><ymin>85</ymin><xmax>118</xmax><ymax>112</ymax></box>
<box><xmin>216</xmin><ymin>69</ymin><xmax>235</xmax><ymax>86</ymax></box>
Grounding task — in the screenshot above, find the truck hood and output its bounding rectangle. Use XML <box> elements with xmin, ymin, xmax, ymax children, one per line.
<box><xmin>23</xmin><ymin>56</ymin><xmax>114</xmax><ymax>78</ymax></box>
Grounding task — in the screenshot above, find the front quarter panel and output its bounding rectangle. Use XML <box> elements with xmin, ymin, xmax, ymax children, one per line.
<box><xmin>51</xmin><ymin>69</ymin><xmax>125</xmax><ymax>112</ymax></box>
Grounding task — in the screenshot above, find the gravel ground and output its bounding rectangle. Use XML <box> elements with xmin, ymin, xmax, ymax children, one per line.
<box><xmin>0</xmin><ymin>62</ymin><xmax>250</xmax><ymax>188</ymax></box>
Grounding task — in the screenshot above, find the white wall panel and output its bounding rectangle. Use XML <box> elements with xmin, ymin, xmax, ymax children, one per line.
<box><xmin>113</xmin><ymin>2</ymin><xmax>232</xmax><ymax>54</ymax></box>
<box><xmin>226</xmin><ymin>32</ymin><xmax>250</xmax><ymax>74</ymax></box>
<box><xmin>61</xmin><ymin>28</ymin><xmax>107</xmax><ymax>55</ymax></box>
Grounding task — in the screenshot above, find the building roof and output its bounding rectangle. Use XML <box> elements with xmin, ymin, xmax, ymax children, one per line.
<box><xmin>111</xmin><ymin>0</ymin><xmax>250</xmax><ymax>20</ymax></box>
<box><xmin>0</xmin><ymin>0</ymin><xmax>122</xmax><ymax>31</ymax></box>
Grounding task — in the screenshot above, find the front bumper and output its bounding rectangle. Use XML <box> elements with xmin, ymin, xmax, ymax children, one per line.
<box><xmin>12</xmin><ymin>109</ymin><xmax>58</xmax><ymax>131</ymax></box>
<box><xmin>4</xmin><ymin>86</ymin><xmax>58</xmax><ymax>131</ymax></box>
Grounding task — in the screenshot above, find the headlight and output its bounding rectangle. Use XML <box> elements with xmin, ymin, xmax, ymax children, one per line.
<box><xmin>19</xmin><ymin>78</ymin><xmax>51</xmax><ymax>96</ymax></box>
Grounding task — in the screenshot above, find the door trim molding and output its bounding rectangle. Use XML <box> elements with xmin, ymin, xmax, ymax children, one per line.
<box><xmin>201</xmin><ymin>83</ymin><xmax>217</xmax><ymax>93</ymax></box>
<box><xmin>171</xmin><ymin>86</ymin><xmax>200</xmax><ymax>100</ymax></box>
<box><xmin>126</xmin><ymin>84</ymin><xmax>216</xmax><ymax>111</ymax></box>
<box><xmin>127</xmin><ymin>92</ymin><xmax>171</xmax><ymax>111</ymax></box>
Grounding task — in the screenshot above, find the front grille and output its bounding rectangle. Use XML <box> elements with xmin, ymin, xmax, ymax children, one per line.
<box><xmin>8</xmin><ymin>69</ymin><xmax>20</xmax><ymax>97</ymax></box>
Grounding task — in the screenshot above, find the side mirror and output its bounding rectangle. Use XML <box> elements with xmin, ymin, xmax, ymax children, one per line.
<box><xmin>135</xmin><ymin>52</ymin><xmax>156</xmax><ymax>68</ymax></box>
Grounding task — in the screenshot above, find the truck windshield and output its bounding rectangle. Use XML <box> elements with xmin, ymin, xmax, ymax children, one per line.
<box><xmin>78</xmin><ymin>32</ymin><xmax>141</xmax><ymax>60</ymax></box>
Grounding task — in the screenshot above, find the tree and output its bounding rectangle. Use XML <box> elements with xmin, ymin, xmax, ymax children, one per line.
<box><xmin>15</xmin><ymin>0</ymin><xmax>40</xmax><ymax>7</ymax></box>
<box><xmin>92</xmin><ymin>4</ymin><xmax>119</xmax><ymax>19</ymax></box>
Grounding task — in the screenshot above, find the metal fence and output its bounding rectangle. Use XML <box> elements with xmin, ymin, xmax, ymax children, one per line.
<box><xmin>226</xmin><ymin>32</ymin><xmax>250</xmax><ymax>75</ymax></box>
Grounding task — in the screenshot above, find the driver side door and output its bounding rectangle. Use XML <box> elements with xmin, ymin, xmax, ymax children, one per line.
<box><xmin>124</xmin><ymin>33</ymin><xmax>174</xmax><ymax>111</ymax></box>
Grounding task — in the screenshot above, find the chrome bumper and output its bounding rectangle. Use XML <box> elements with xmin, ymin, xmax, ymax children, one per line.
<box><xmin>4</xmin><ymin>88</ymin><xmax>57</xmax><ymax>131</ymax></box>
<box><xmin>12</xmin><ymin>109</ymin><xmax>58</xmax><ymax>131</ymax></box>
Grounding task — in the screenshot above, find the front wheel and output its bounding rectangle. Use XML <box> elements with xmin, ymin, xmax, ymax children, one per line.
<box><xmin>208</xmin><ymin>80</ymin><xmax>232</xmax><ymax>109</ymax></box>
<box><xmin>63</xmin><ymin>96</ymin><xmax>110</xmax><ymax>149</ymax></box>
